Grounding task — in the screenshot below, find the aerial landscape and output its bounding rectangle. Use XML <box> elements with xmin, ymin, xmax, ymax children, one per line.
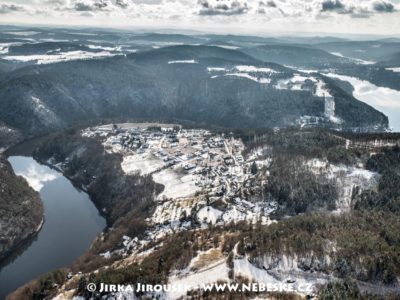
<box><xmin>0</xmin><ymin>0</ymin><xmax>400</xmax><ymax>299</ymax></box>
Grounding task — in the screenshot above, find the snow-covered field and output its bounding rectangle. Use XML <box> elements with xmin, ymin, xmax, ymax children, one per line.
<box><xmin>207</xmin><ymin>67</ymin><xmax>226</xmax><ymax>72</ymax></box>
<box><xmin>164</xmin><ymin>248</ymin><xmax>327</xmax><ymax>298</ymax></box>
<box><xmin>329</xmin><ymin>52</ymin><xmax>375</xmax><ymax>65</ymax></box>
<box><xmin>221</xmin><ymin>200</ymin><xmax>276</xmax><ymax>225</ymax></box>
<box><xmin>163</xmin><ymin>241</ymin><xmax>329</xmax><ymax>297</ymax></box>
<box><xmin>225</xmin><ymin>73</ymin><xmax>271</xmax><ymax>84</ymax></box>
<box><xmin>152</xmin><ymin>168</ymin><xmax>200</xmax><ymax>200</ymax></box>
<box><xmin>168</xmin><ymin>59</ymin><xmax>198</xmax><ymax>64</ymax></box>
<box><xmin>208</xmin><ymin>65</ymin><xmax>280</xmax><ymax>84</ymax></box>
<box><xmin>0</xmin><ymin>41</ymin><xmax>29</xmax><ymax>54</ymax></box>
<box><xmin>234</xmin><ymin>65</ymin><xmax>280</xmax><ymax>74</ymax></box>
<box><xmin>210</xmin><ymin>44</ymin><xmax>240</xmax><ymax>50</ymax></box>
<box><xmin>121</xmin><ymin>154</ymin><xmax>164</xmax><ymax>176</ymax></box>
<box><xmin>197</xmin><ymin>206</ymin><xmax>223</xmax><ymax>224</ymax></box>
<box><xmin>168</xmin><ymin>258</ymin><xmax>229</xmax><ymax>299</ymax></box>
<box><xmin>87</xmin><ymin>44</ymin><xmax>121</xmax><ymax>52</ymax></box>
<box><xmin>3</xmin><ymin>50</ymin><xmax>118</xmax><ymax>64</ymax></box>
<box><xmin>386</xmin><ymin>67</ymin><xmax>400</xmax><ymax>73</ymax></box>
<box><xmin>275</xmin><ymin>73</ymin><xmax>332</xmax><ymax>96</ymax></box>
<box><xmin>4</xmin><ymin>31</ymin><xmax>40</xmax><ymax>36</ymax></box>
<box><xmin>275</xmin><ymin>74</ymin><xmax>308</xmax><ymax>90</ymax></box>
<box><xmin>234</xmin><ymin>257</ymin><xmax>327</xmax><ymax>295</ymax></box>
<box><xmin>207</xmin><ymin>65</ymin><xmax>336</xmax><ymax>95</ymax></box>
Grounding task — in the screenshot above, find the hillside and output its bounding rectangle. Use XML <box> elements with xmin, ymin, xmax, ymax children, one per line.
<box><xmin>315</xmin><ymin>41</ymin><xmax>400</xmax><ymax>62</ymax></box>
<box><xmin>0</xmin><ymin>156</ymin><xmax>43</xmax><ymax>263</ymax></box>
<box><xmin>0</xmin><ymin>121</ymin><xmax>22</xmax><ymax>152</ymax></box>
<box><xmin>243</xmin><ymin>44</ymin><xmax>351</xmax><ymax>67</ymax></box>
<box><xmin>376</xmin><ymin>51</ymin><xmax>400</xmax><ymax>67</ymax></box>
<box><xmin>9</xmin><ymin>126</ymin><xmax>400</xmax><ymax>299</ymax></box>
<box><xmin>0</xmin><ymin>45</ymin><xmax>388</xmax><ymax>136</ymax></box>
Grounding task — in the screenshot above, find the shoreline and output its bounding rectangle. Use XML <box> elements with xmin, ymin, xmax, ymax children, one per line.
<box><xmin>0</xmin><ymin>216</ymin><xmax>44</xmax><ymax>269</ymax></box>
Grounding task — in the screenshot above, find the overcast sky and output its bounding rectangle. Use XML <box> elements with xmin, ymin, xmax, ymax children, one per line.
<box><xmin>1</xmin><ymin>0</ymin><xmax>399</xmax><ymax>36</ymax></box>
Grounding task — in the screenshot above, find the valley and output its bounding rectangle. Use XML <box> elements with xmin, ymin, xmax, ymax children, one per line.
<box><xmin>0</xmin><ymin>27</ymin><xmax>394</xmax><ymax>139</ymax></box>
<box><xmin>3</xmin><ymin>123</ymin><xmax>399</xmax><ymax>300</ymax></box>
<box><xmin>0</xmin><ymin>25</ymin><xmax>400</xmax><ymax>300</ymax></box>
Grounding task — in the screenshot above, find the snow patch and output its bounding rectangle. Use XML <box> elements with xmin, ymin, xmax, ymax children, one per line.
<box><xmin>330</xmin><ymin>52</ymin><xmax>344</xmax><ymax>58</ymax></box>
<box><xmin>234</xmin><ymin>258</ymin><xmax>280</xmax><ymax>284</ymax></box>
<box><xmin>234</xmin><ymin>257</ymin><xmax>326</xmax><ymax>294</ymax></box>
<box><xmin>167</xmin><ymin>259</ymin><xmax>229</xmax><ymax>299</ymax></box>
<box><xmin>386</xmin><ymin>67</ymin><xmax>400</xmax><ymax>73</ymax></box>
<box><xmin>329</xmin><ymin>51</ymin><xmax>375</xmax><ymax>64</ymax></box>
<box><xmin>168</xmin><ymin>59</ymin><xmax>198</xmax><ymax>64</ymax></box>
<box><xmin>207</xmin><ymin>67</ymin><xmax>227</xmax><ymax>72</ymax></box>
<box><xmin>210</xmin><ymin>44</ymin><xmax>240</xmax><ymax>50</ymax></box>
<box><xmin>225</xmin><ymin>73</ymin><xmax>271</xmax><ymax>84</ymax></box>
<box><xmin>152</xmin><ymin>168</ymin><xmax>200</xmax><ymax>200</ymax></box>
<box><xmin>4</xmin><ymin>31</ymin><xmax>40</xmax><ymax>36</ymax></box>
<box><xmin>3</xmin><ymin>50</ymin><xmax>118</xmax><ymax>64</ymax></box>
<box><xmin>87</xmin><ymin>44</ymin><xmax>121</xmax><ymax>52</ymax></box>
<box><xmin>197</xmin><ymin>206</ymin><xmax>223</xmax><ymax>224</ymax></box>
<box><xmin>234</xmin><ymin>65</ymin><xmax>280</xmax><ymax>74</ymax></box>
<box><xmin>121</xmin><ymin>154</ymin><xmax>164</xmax><ymax>176</ymax></box>
<box><xmin>208</xmin><ymin>65</ymin><xmax>280</xmax><ymax>84</ymax></box>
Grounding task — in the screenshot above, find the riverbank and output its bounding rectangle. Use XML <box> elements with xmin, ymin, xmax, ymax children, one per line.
<box><xmin>323</xmin><ymin>73</ymin><xmax>400</xmax><ymax>132</ymax></box>
<box><xmin>0</xmin><ymin>156</ymin><xmax>106</xmax><ymax>300</ymax></box>
<box><xmin>0</xmin><ymin>157</ymin><xmax>44</xmax><ymax>266</ymax></box>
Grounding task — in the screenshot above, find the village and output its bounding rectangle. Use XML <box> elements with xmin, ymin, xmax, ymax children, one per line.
<box><xmin>76</xmin><ymin>123</ymin><xmax>383</xmax><ymax>298</ymax></box>
<box><xmin>82</xmin><ymin>123</ymin><xmax>277</xmax><ymax>243</ymax></box>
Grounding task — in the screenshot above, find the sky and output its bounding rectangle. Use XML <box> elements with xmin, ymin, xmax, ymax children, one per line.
<box><xmin>1</xmin><ymin>0</ymin><xmax>400</xmax><ymax>36</ymax></box>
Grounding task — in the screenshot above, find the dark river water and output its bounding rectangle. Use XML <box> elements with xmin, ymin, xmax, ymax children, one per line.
<box><xmin>0</xmin><ymin>156</ymin><xmax>106</xmax><ymax>300</ymax></box>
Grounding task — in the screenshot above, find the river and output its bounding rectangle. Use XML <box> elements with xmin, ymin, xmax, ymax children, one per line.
<box><xmin>323</xmin><ymin>73</ymin><xmax>400</xmax><ymax>132</ymax></box>
<box><xmin>0</xmin><ymin>156</ymin><xmax>106</xmax><ymax>300</ymax></box>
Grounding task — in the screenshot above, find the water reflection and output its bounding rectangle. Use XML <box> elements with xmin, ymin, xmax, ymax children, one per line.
<box><xmin>13</xmin><ymin>159</ymin><xmax>59</xmax><ymax>191</ymax></box>
<box><xmin>0</xmin><ymin>156</ymin><xmax>106</xmax><ymax>300</ymax></box>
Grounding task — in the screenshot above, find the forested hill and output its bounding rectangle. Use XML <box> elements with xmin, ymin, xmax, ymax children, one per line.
<box><xmin>0</xmin><ymin>157</ymin><xmax>43</xmax><ymax>263</ymax></box>
<box><xmin>0</xmin><ymin>45</ymin><xmax>388</xmax><ymax>137</ymax></box>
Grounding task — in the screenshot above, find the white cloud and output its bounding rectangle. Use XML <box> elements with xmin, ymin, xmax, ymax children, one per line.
<box><xmin>0</xmin><ymin>0</ymin><xmax>399</xmax><ymax>35</ymax></box>
<box><xmin>198</xmin><ymin>0</ymin><xmax>249</xmax><ymax>15</ymax></box>
<box><xmin>0</xmin><ymin>3</ymin><xmax>26</xmax><ymax>14</ymax></box>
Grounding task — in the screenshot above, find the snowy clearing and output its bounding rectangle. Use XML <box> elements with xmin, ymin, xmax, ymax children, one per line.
<box><xmin>197</xmin><ymin>206</ymin><xmax>223</xmax><ymax>224</ymax></box>
<box><xmin>329</xmin><ymin>51</ymin><xmax>375</xmax><ymax>65</ymax></box>
<box><xmin>121</xmin><ymin>154</ymin><xmax>164</xmax><ymax>176</ymax></box>
<box><xmin>386</xmin><ymin>67</ymin><xmax>400</xmax><ymax>73</ymax></box>
<box><xmin>207</xmin><ymin>67</ymin><xmax>227</xmax><ymax>72</ymax></box>
<box><xmin>234</xmin><ymin>257</ymin><xmax>327</xmax><ymax>295</ymax></box>
<box><xmin>167</xmin><ymin>259</ymin><xmax>229</xmax><ymax>299</ymax></box>
<box><xmin>234</xmin><ymin>65</ymin><xmax>280</xmax><ymax>73</ymax></box>
<box><xmin>210</xmin><ymin>44</ymin><xmax>240</xmax><ymax>50</ymax></box>
<box><xmin>152</xmin><ymin>168</ymin><xmax>200</xmax><ymax>200</ymax></box>
<box><xmin>3</xmin><ymin>50</ymin><xmax>118</xmax><ymax>64</ymax></box>
<box><xmin>225</xmin><ymin>73</ymin><xmax>271</xmax><ymax>84</ymax></box>
<box><xmin>168</xmin><ymin>59</ymin><xmax>198</xmax><ymax>64</ymax></box>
